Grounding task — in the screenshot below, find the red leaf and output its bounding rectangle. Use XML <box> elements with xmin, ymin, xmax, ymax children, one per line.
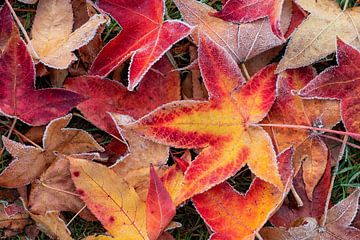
<box><xmin>0</xmin><ymin>7</ymin><xmax>84</xmax><ymax>126</ymax></box>
<box><xmin>212</xmin><ymin>0</ymin><xmax>287</xmax><ymax>39</ymax></box>
<box><xmin>300</xmin><ymin>38</ymin><xmax>360</xmax><ymax>139</ymax></box>
<box><xmin>89</xmin><ymin>0</ymin><xmax>192</xmax><ymax>90</ymax></box>
<box><xmin>146</xmin><ymin>165</ymin><xmax>176</xmax><ymax>240</ymax></box>
<box><xmin>192</xmin><ymin>148</ymin><xmax>294</xmax><ymax>240</ymax></box>
<box><xmin>65</xmin><ymin>56</ymin><xmax>180</xmax><ymax>137</ymax></box>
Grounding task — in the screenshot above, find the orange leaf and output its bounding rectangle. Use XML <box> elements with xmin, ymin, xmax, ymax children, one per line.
<box><xmin>121</xmin><ymin>34</ymin><xmax>282</xmax><ymax>204</ymax></box>
<box><xmin>146</xmin><ymin>165</ymin><xmax>175</xmax><ymax>240</ymax></box>
<box><xmin>192</xmin><ymin>148</ymin><xmax>294</xmax><ymax>240</ymax></box>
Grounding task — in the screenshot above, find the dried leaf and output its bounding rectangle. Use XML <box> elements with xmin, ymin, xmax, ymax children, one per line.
<box><xmin>277</xmin><ymin>0</ymin><xmax>360</xmax><ymax>72</ymax></box>
<box><xmin>30</xmin><ymin>212</ymin><xmax>72</xmax><ymax>240</ymax></box>
<box><xmin>0</xmin><ymin>114</ymin><xmax>104</xmax><ymax>188</ymax></box>
<box><xmin>90</xmin><ymin>0</ymin><xmax>192</xmax><ymax>90</ymax></box>
<box><xmin>30</xmin><ymin>0</ymin><xmax>106</xmax><ymax>69</ymax></box>
<box><xmin>110</xmin><ymin>116</ymin><xmax>169</xmax><ymax>201</ymax></box>
<box><xmin>261</xmin><ymin>189</ymin><xmax>360</xmax><ymax>240</ymax></box>
<box><xmin>121</xmin><ymin>34</ymin><xmax>282</xmax><ymax>204</ymax></box>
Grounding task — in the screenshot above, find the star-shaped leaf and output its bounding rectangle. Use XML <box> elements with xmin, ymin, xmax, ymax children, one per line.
<box><xmin>89</xmin><ymin>0</ymin><xmax>192</xmax><ymax>90</ymax></box>
<box><xmin>193</xmin><ymin>148</ymin><xmax>294</xmax><ymax>240</ymax></box>
<box><xmin>121</xmin><ymin>34</ymin><xmax>282</xmax><ymax>204</ymax></box>
<box><xmin>266</xmin><ymin>66</ymin><xmax>340</xmax><ymax>199</ymax></box>
<box><xmin>300</xmin><ymin>39</ymin><xmax>360</xmax><ymax>139</ymax></box>
<box><xmin>0</xmin><ymin>114</ymin><xmax>103</xmax><ymax>188</ymax></box>
<box><xmin>277</xmin><ymin>0</ymin><xmax>360</xmax><ymax>72</ymax></box>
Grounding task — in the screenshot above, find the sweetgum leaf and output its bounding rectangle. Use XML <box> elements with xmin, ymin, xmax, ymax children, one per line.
<box><xmin>120</xmin><ymin>34</ymin><xmax>282</xmax><ymax>205</ymax></box>
<box><xmin>89</xmin><ymin>0</ymin><xmax>192</xmax><ymax>90</ymax></box>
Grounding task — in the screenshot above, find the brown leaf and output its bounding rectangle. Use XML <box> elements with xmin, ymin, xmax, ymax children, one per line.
<box><xmin>0</xmin><ymin>114</ymin><xmax>103</xmax><ymax>215</ymax></box>
<box><xmin>0</xmin><ymin>202</ymin><xmax>31</xmax><ymax>238</ymax></box>
<box><xmin>111</xmin><ymin>115</ymin><xmax>169</xmax><ymax>201</ymax></box>
<box><xmin>30</xmin><ymin>0</ymin><xmax>106</xmax><ymax>69</ymax></box>
<box><xmin>262</xmin><ymin>189</ymin><xmax>360</xmax><ymax>239</ymax></box>
<box><xmin>30</xmin><ymin>212</ymin><xmax>72</xmax><ymax>240</ymax></box>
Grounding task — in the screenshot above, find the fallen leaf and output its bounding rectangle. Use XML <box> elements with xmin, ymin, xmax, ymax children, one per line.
<box><xmin>146</xmin><ymin>165</ymin><xmax>175</xmax><ymax>240</ymax></box>
<box><xmin>65</xmin><ymin>56</ymin><xmax>180</xmax><ymax>137</ymax></box>
<box><xmin>0</xmin><ymin>114</ymin><xmax>103</xmax><ymax>188</ymax></box>
<box><xmin>30</xmin><ymin>211</ymin><xmax>72</xmax><ymax>240</ymax></box>
<box><xmin>270</xmin><ymin>158</ymin><xmax>331</xmax><ymax>227</ymax></box>
<box><xmin>277</xmin><ymin>0</ymin><xmax>360</xmax><ymax>72</ymax></box>
<box><xmin>0</xmin><ymin>7</ymin><xmax>85</xmax><ymax>126</ymax></box>
<box><xmin>72</xmin><ymin>0</ymin><xmax>104</xmax><ymax>70</ymax></box>
<box><xmin>212</xmin><ymin>0</ymin><xmax>290</xmax><ymax>39</ymax></box>
<box><xmin>261</xmin><ymin>189</ymin><xmax>360</xmax><ymax>240</ymax></box>
<box><xmin>110</xmin><ymin>115</ymin><xmax>169</xmax><ymax>201</ymax></box>
<box><xmin>192</xmin><ymin>147</ymin><xmax>294</xmax><ymax>240</ymax></box>
<box><xmin>300</xmin><ymin>39</ymin><xmax>360</xmax><ymax>139</ymax></box>
<box><xmin>121</xmin><ymin>34</ymin><xmax>281</xmax><ymax>204</ymax></box>
<box><xmin>18</xmin><ymin>0</ymin><xmax>38</xmax><ymax>3</ymax></box>
<box><xmin>266</xmin><ymin>66</ymin><xmax>340</xmax><ymax>199</ymax></box>
<box><xmin>89</xmin><ymin>0</ymin><xmax>192</xmax><ymax>90</ymax></box>
<box><xmin>0</xmin><ymin>5</ymin><xmax>13</xmax><ymax>51</ymax></box>
<box><xmin>173</xmin><ymin>0</ymin><xmax>286</xmax><ymax>62</ymax></box>
<box><xmin>30</xmin><ymin>0</ymin><xmax>107</xmax><ymax>69</ymax></box>
<box><xmin>69</xmin><ymin>156</ymin><xmax>148</xmax><ymax>239</ymax></box>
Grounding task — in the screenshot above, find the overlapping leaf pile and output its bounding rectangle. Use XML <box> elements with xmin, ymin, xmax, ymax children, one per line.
<box><xmin>0</xmin><ymin>0</ymin><xmax>359</xmax><ymax>239</ymax></box>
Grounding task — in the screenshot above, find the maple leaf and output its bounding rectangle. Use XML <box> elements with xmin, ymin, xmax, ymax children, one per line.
<box><xmin>300</xmin><ymin>39</ymin><xmax>360</xmax><ymax>139</ymax></box>
<box><xmin>270</xmin><ymin>158</ymin><xmax>331</xmax><ymax>227</ymax></box>
<box><xmin>110</xmin><ymin>115</ymin><xmax>170</xmax><ymax>201</ymax></box>
<box><xmin>146</xmin><ymin>165</ymin><xmax>175</xmax><ymax>240</ymax></box>
<box><xmin>261</xmin><ymin>189</ymin><xmax>360</xmax><ymax>240</ymax></box>
<box><xmin>69</xmin><ymin>156</ymin><xmax>149</xmax><ymax>240</ymax></box>
<box><xmin>89</xmin><ymin>0</ymin><xmax>192</xmax><ymax>90</ymax></box>
<box><xmin>212</xmin><ymin>0</ymin><xmax>290</xmax><ymax>39</ymax></box>
<box><xmin>121</xmin><ymin>34</ymin><xmax>282</xmax><ymax>204</ymax></box>
<box><xmin>277</xmin><ymin>0</ymin><xmax>360</xmax><ymax>72</ymax></box>
<box><xmin>173</xmin><ymin>0</ymin><xmax>285</xmax><ymax>62</ymax></box>
<box><xmin>0</xmin><ymin>6</ymin><xmax>85</xmax><ymax>126</ymax></box>
<box><xmin>265</xmin><ymin>66</ymin><xmax>340</xmax><ymax>199</ymax></box>
<box><xmin>0</xmin><ymin>115</ymin><xmax>103</xmax><ymax>216</ymax></box>
<box><xmin>192</xmin><ymin>147</ymin><xmax>294</xmax><ymax>240</ymax></box>
<box><xmin>65</xmin><ymin>56</ymin><xmax>180</xmax><ymax>137</ymax></box>
<box><xmin>30</xmin><ymin>0</ymin><xmax>107</xmax><ymax>69</ymax></box>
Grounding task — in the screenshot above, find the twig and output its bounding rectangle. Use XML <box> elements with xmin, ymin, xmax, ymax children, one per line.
<box><xmin>40</xmin><ymin>181</ymin><xmax>80</xmax><ymax>197</ymax></box>
<box><xmin>241</xmin><ymin>63</ymin><xmax>251</xmax><ymax>80</ymax></box>
<box><xmin>66</xmin><ymin>205</ymin><xmax>87</xmax><ymax>227</ymax></box>
<box><xmin>255</xmin><ymin>232</ymin><xmax>264</xmax><ymax>240</ymax></box>
<box><xmin>320</xmin><ymin>135</ymin><xmax>348</xmax><ymax>227</ymax></box>
<box><xmin>255</xmin><ymin>123</ymin><xmax>360</xmax><ymax>139</ymax></box>
<box><xmin>0</xmin><ymin>118</ymin><xmax>17</xmax><ymax>156</ymax></box>
<box><xmin>320</xmin><ymin>134</ymin><xmax>360</xmax><ymax>150</ymax></box>
<box><xmin>291</xmin><ymin>185</ymin><xmax>304</xmax><ymax>207</ymax></box>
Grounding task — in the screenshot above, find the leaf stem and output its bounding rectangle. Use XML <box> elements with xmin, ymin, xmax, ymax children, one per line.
<box><xmin>5</xmin><ymin>0</ymin><xmax>31</xmax><ymax>44</ymax></box>
<box><xmin>255</xmin><ymin>123</ymin><xmax>360</xmax><ymax>139</ymax></box>
<box><xmin>291</xmin><ymin>185</ymin><xmax>304</xmax><ymax>207</ymax></box>
<box><xmin>320</xmin><ymin>135</ymin><xmax>348</xmax><ymax>227</ymax></box>
<box><xmin>66</xmin><ymin>205</ymin><xmax>86</xmax><ymax>227</ymax></box>
<box><xmin>320</xmin><ymin>134</ymin><xmax>360</xmax><ymax>150</ymax></box>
